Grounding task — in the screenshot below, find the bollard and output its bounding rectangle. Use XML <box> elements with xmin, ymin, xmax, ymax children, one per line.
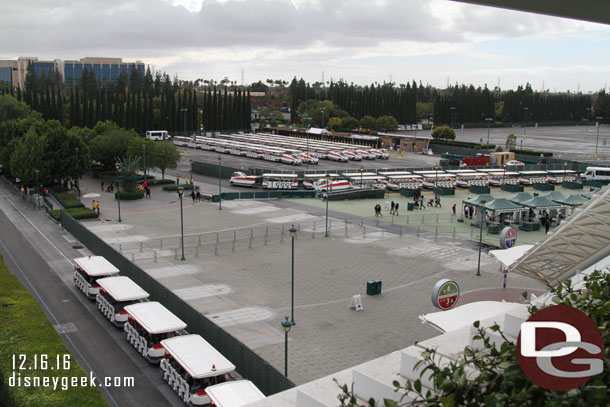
<box><xmin>251</xmin><ymin>228</ymin><xmax>254</xmax><ymax>238</ymax></box>
<box><xmin>216</xmin><ymin>233</ymin><xmax>219</xmax><ymax>243</ymax></box>
<box><xmin>391</xmin><ymin>216</ymin><xmax>394</xmax><ymax>225</ymax></box>
<box><xmin>153</xmin><ymin>251</ymin><xmax>157</xmax><ymax>263</ymax></box>
<box><xmin>282</xmin><ymin>225</ymin><xmax>285</xmax><ymax>235</ymax></box>
<box><xmin>264</xmin><ymin>234</ymin><xmax>268</xmax><ymax>246</ymax></box>
<box><xmin>140</xmin><ymin>241</ymin><xmax>143</xmax><ymax>252</ymax></box>
<box><xmin>160</xmin><ymin>239</ymin><xmax>164</xmax><ymax>249</ymax></box>
<box><xmin>436</xmin><ymin>214</ymin><xmax>439</xmax><ymax>223</ymax></box>
<box><xmin>421</xmin><ymin>215</ymin><xmax>424</xmax><ymax>224</ymax></box>
<box><xmin>345</xmin><ymin>219</ymin><xmax>348</xmax><ymax>237</ymax></box>
<box><xmin>265</xmin><ymin>227</ymin><xmax>269</xmax><ymax>238</ymax></box>
<box><xmin>453</xmin><ymin>227</ymin><xmax>456</xmax><ymax>239</ymax></box>
<box><xmin>232</xmin><ymin>240</ymin><xmax>235</xmax><ymax>252</ymax></box>
<box><xmin>417</xmin><ymin>227</ymin><xmax>420</xmax><ymax>237</ymax></box>
<box><xmin>329</xmin><ymin>219</ymin><xmax>332</xmax><ymax>230</ymax></box>
<box><xmin>119</xmin><ymin>244</ymin><xmax>122</xmax><ymax>254</ymax></box>
<box><xmin>174</xmin><ymin>249</ymin><xmax>178</xmax><ymax>260</ymax></box>
<box><xmin>435</xmin><ymin>226</ymin><xmax>438</xmax><ymax>240</ymax></box>
<box><xmin>280</xmin><ymin>231</ymin><xmax>284</xmax><ymax>243</ymax></box>
<box><xmin>233</xmin><ymin>230</ymin><xmax>236</xmax><ymax>241</ymax></box>
<box><xmin>312</xmin><ymin>225</ymin><xmax>315</xmax><ymax>238</ymax></box>
<box><xmin>363</xmin><ymin>226</ymin><xmax>366</xmax><ymax>237</ymax></box>
<box><xmin>195</xmin><ymin>246</ymin><xmax>199</xmax><ymax>257</ymax></box>
<box><xmin>132</xmin><ymin>253</ymin><xmax>135</xmax><ymax>262</ymax></box>
<box><xmin>249</xmin><ymin>237</ymin><xmax>252</xmax><ymax>249</ymax></box>
<box><xmin>214</xmin><ymin>243</ymin><xmax>218</xmax><ymax>255</ymax></box>
<box><xmin>198</xmin><ymin>235</ymin><xmax>202</xmax><ymax>246</ymax></box>
<box><xmin>313</xmin><ymin>221</ymin><xmax>316</xmax><ymax>230</ymax></box>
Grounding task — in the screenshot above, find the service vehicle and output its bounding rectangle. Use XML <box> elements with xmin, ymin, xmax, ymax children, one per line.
<box><xmin>261</xmin><ymin>173</ymin><xmax>299</xmax><ymax>189</ymax></box>
<box><xmin>356</xmin><ymin>149</ymin><xmax>375</xmax><ymax>160</ymax></box>
<box><xmin>421</xmin><ymin>173</ymin><xmax>456</xmax><ymax>189</ymax></box>
<box><xmin>326</xmin><ymin>151</ymin><xmax>348</xmax><ymax>162</ymax></box>
<box><xmin>73</xmin><ymin>256</ymin><xmax>120</xmax><ymax>300</ymax></box>
<box><xmin>299</xmin><ymin>153</ymin><xmax>319</xmax><ymax>165</ymax></box>
<box><xmin>580</xmin><ymin>166</ymin><xmax>610</xmax><ymax>181</ymax></box>
<box><xmin>279</xmin><ymin>153</ymin><xmax>302</xmax><ymax>165</ymax></box>
<box><xmin>96</xmin><ymin>276</ymin><xmax>150</xmax><ymax>327</ymax></box>
<box><xmin>342</xmin><ymin>150</ymin><xmax>363</xmax><ymax>161</ymax></box>
<box><xmin>505</xmin><ymin>160</ymin><xmax>525</xmax><ymax>167</ymax></box>
<box><xmin>123</xmin><ymin>301</ymin><xmax>187</xmax><ymax>363</ymax></box>
<box><xmin>229</xmin><ymin>172</ymin><xmax>260</xmax><ymax>187</ymax></box>
<box><xmin>518</xmin><ymin>170</ymin><xmax>548</xmax><ymax>185</ymax></box>
<box><xmin>315</xmin><ymin>178</ymin><xmax>352</xmax><ymax>192</ymax></box>
<box><xmin>385</xmin><ymin>174</ymin><xmax>422</xmax><ymax>191</ymax></box>
<box><xmin>206</xmin><ymin>380</ymin><xmax>265</xmax><ymax>407</ymax></box>
<box><xmin>160</xmin><ymin>334</ymin><xmax>235</xmax><ymax>406</ymax></box>
<box><xmin>303</xmin><ymin>173</ymin><xmax>339</xmax><ymax>189</ymax></box>
<box><xmin>546</xmin><ymin>169</ymin><xmax>577</xmax><ymax>184</ymax></box>
<box><xmin>370</xmin><ymin>148</ymin><xmax>389</xmax><ymax>159</ymax></box>
<box><xmin>378</xmin><ymin>171</ymin><xmax>412</xmax><ymax>177</ymax></box>
<box><xmin>146</xmin><ymin>130</ymin><xmax>171</xmax><ymax>141</ymax></box>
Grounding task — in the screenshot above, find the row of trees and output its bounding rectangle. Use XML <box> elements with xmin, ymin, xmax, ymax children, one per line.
<box><xmin>294</xmin><ymin>100</ymin><xmax>399</xmax><ymax>132</ymax></box>
<box><xmin>3</xmin><ymin>63</ymin><xmax>251</xmax><ymax>134</ymax></box>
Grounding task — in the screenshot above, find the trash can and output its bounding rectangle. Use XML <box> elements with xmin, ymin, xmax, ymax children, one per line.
<box><xmin>407</xmin><ymin>202</ymin><xmax>414</xmax><ymax>211</ymax></box>
<box><xmin>366</xmin><ymin>280</ymin><xmax>382</xmax><ymax>296</ymax></box>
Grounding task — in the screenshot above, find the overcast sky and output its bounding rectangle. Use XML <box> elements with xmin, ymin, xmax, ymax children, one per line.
<box><xmin>2</xmin><ymin>0</ymin><xmax>609</xmax><ymax>92</ymax></box>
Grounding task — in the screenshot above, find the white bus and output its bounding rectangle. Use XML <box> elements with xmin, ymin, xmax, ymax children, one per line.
<box><xmin>146</xmin><ymin>130</ymin><xmax>171</xmax><ymax>141</ymax></box>
<box><xmin>385</xmin><ymin>174</ymin><xmax>422</xmax><ymax>191</ymax></box>
<box><xmin>486</xmin><ymin>171</ymin><xmax>520</xmax><ymax>186</ymax></box>
<box><xmin>349</xmin><ymin>175</ymin><xmax>387</xmax><ymax>189</ymax></box>
<box><xmin>160</xmin><ymin>334</ymin><xmax>236</xmax><ymax>406</ymax></box>
<box><xmin>455</xmin><ymin>172</ymin><xmax>489</xmax><ymax>188</ymax></box>
<box><xmin>96</xmin><ymin>276</ymin><xmax>150</xmax><ymax>327</ymax></box>
<box><xmin>580</xmin><ymin>167</ymin><xmax>610</xmax><ymax>182</ymax></box>
<box><xmin>261</xmin><ymin>173</ymin><xmax>299</xmax><ymax>189</ymax></box>
<box><xmin>73</xmin><ymin>256</ymin><xmax>120</xmax><ymax>300</ymax></box>
<box><xmin>546</xmin><ymin>169</ymin><xmax>577</xmax><ymax>184</ymax></box>
<box><xmin>518</xmin><ymin>170</ymin><xmax>548</xmax><ymax>185</ymax></box>
<box><xmin>303</xmin><ymin>173</ymin><xmax>339</xmax><ymax>189</ymax></box>
<box><xmin>123</xmin><ymin>302</ymin><xmax>187</xmax><ymax>363</ymax></box>
<box><xmin>205</xmin><ymin>380</ymin><xmax>265</xmax><ymax>407</ymax></box>
<box><xmin>229</xmin><ymin>172</ymin><xmax>260</xmax><ymax>187</ymax></box>
<box><xmin>421</xmin><ymin>173</ymin><xmax>456</xmax><ymax>189</ymax></box>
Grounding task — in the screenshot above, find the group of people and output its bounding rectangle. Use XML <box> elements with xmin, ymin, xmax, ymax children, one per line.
<box><xmin>374</xmin><ymin>201</ymin><xmax>400</xmax><ymax>216</ymax></box>
<box><xmin>190</xmin><ymin>190</ymin><xmax>201</xmax><ymax>202</ymax></box>
<box><xmin>91</xmin><ymin>200</ymin><xmax>101</xmax><ymax>215</ymax></box>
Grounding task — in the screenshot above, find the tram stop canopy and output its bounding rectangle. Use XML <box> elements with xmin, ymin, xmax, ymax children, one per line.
<box><xmin>463</xmin><ymin>193</ymin><xmax>494</xmax><ymax>207</ymax></box>
<box><xmin>553</xmin><ymin>194</ymin><xmax>590</xmax><ymax>207</ymax></box>
<box><xmin>507</xmin><ymin>192</ymin><xmax>533</xmax><ymax>204</ymax></box>
<box><xmin>481</xmin><ymin>198</ymin><xmax>523</xmax><ymax>214</ymax></box>
<box><xmin>519</xmin><ymin>195</ymin><xmax>563</xmax><ymax>210</ymax></box>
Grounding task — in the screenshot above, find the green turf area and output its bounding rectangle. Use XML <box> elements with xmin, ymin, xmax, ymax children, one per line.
<box><xmin>54</xmin><ymin>192</ymin><xmax>85</xmax><ymax>209</ymax></box>
<box><xmin>0</xmin><ymin>254</ymin><xmax>108</xmax><ymax>407</ymax></box>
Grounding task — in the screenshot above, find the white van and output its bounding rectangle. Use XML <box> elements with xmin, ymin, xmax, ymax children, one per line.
<box><xmin>146</xmin><ymin>130</ymin><xmax>170</xmax><ymax>141</ymax></box>
<box><xmin>96</xmin><ymin>276</ymin><xmax>150</xmax><ymax>327</ymax></box>
<box><xmin>73</xmin><ymin>256</ymin><xmax>120</xmax><ymax>300</ymax></box>
<box><xmin>580</xmin><ymin>166</ymin><xmax>610</xmax><ymax>181</ymax></box>
<box><xmin>160</xmin><ymin>334</ymin><xmax>236</xmax><ymax>406</ymax></box>
<box><xmin>205</xmin><ymin>380</ymin><xmax>265</xmax><ymax>407</ymax></box>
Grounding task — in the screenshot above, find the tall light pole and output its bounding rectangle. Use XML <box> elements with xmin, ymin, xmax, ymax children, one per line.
<box><xmin>523</xmin><ymin>107</ymin><xmax>529</xmax><ymax>135</ymax></box>
<box><xmin>325</xmin><ymin>174</ymin><xmax>330</xmax><ymax>237</ymax></box>
<box><xmin>485</xmin><ymin>117</ymin><xmax>493</xmax><ymax>156</ymax></box>
<box><xmin>450</xmin><ymin>107</ymin><xmax>456</xmax><ymax>129</ymax></box>
<box><xmin>115</xmin><ymin>163</ymin><xmax>122</xmax><ymax>223</ymax></box>
<box><xmin>595</xmin><ymin>116</ymin><xmax>603</xmax><ymax>159</ymax></box>
<box><xmin>586</xmin><ymin>108</ymin><xmax>592</xmax><ymax>133</ymax></box>
<box><xmin>320</xmin><ymin>107</ymin><xmax>326</xmax><ymax>129</ymax></box>
<box><xmin>434</xmin><ymin>165</ymin><xmax>439</xmax><ymax>189</ymax></box>
<box><xmin>181</xmin><ymin>108</ymin><xmax>188</xmax><ymax>138</ymax></box>
<box><xmin>360</xmin><ymin>166</ymin><xmax>364</xmax><ymax>188</ymax></box>
<box><xmin>75</xmin><ymin>147</ymin><xmax>81</xmax><ymax>203</ymax></box>
<box><xmin>34</xmin><ymin>169</ymin><xmax>40</xmax><ymax>209</ymax></box>
<box><xmin>289</xmin><ymin>225</ymin><xmax>296</xmax><ymax>325</ymax></box>
<box><xmin>217</xmin><ymin>155</ymin><xmax>222</xmax><ymax>210</ymax></box>
<box><xmin>142</xmin><ymin>144</ymin><xmax>147</xmax><ymax>183</ymax></box>
<box><xmin>476</xmin><ymin>202</ymin><xmax>486</xmax><ymax>277</ymax></box>
<box><xmin>281</xmin><ymin>316</ymin><xmax>292</xmax><ymax>377</ymax></box>
<box><xmin>177</xmin><ymin>186</ymin><xmax>185</xmax><ymax>261</ymax></box>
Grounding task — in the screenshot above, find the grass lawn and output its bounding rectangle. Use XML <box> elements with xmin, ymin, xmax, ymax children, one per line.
<box><xmin>0</xmin><ymin>254</ymin><xmax>108</xmax><ymax>407</ymax></box>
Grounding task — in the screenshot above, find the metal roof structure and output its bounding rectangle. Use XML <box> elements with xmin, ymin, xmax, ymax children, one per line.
<box><xmin>510</xmin><ymin>185</ymin><xmax>610</xmax><ymax>285</ymax></box>
<box><xmin>124</xmin><ymin>302</ymin><xmax>187</xmax><ymax>334</ymax></box>
<box><xmin>206</xmin><ymin>380</ymin><xmax>265</xmax><ymax>406</ymax></box>
<box><xmin>73</xmin><ymin>256</ymin><xmax>119</xmax><ymax>277</ymax></box>
<box><xmin>96</xmin><ymin>276</ymin><xmax>149</xmax><ymax>302</ymax></box>
<box><xmin>160</xmin><ymin>334</ymin><xmax>235</xmax><ymax>379</ymax></box>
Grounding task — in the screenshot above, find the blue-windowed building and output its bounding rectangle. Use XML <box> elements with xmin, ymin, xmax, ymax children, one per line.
<box><xmin>63</xmin><ymin>58</ymin><xmax>145</xmax><ymax>86</ymax></box>
<box><xmin>0</xmin><ymin>66</ymin><xmax>13</xmax><ymax>85</ymax></box>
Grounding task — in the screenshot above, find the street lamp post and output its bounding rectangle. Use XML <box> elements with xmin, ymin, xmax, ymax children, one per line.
<box><xmin>289</xmin><ymin>225</ymin><xmax>296</xmax><ymax>325</ymax></box>
<box><xmin>595</xmin><ymin>116</ymin><xmax>603</xmax><ymax>159</ymax></box>
<box><xmin>485</xmin><ymin>118</ymin><xmax>493</xmax><ymax>156</ymax></box>
<box><xmin>325</xmin><ymin>174</ymin><xmax>330</xmax><ymax>237</ymax></box>
<box><xmin>476</xmin><ymin>202</ymin><xmax>486</xmax><ymax>277</ymax></box>
<box><xmin>523</xmin><ymin>107</ymin><xmax>529</xmax><ymax>135</ymax></box>
<box><xmin>281</xmin><ymin>316</ymin><xmax>292</xmax><ymax>377</ymax></box>
<box><xmin>34</xmin><ymin>169</ymin><xmax>40</xmax><ymax>209</ymax></box>
<box><xmin>181</xmin><ymin>108</ymin><xmax>188</xmax><ymax>138</ymax></box>
<box><xmin>142</xmin><ymin>144</ymin><xmax>147</xmax><ymax>183</ymax></box>
<box><xmin>115</xmin><ymin>164</ymin><xmax>122</xmax><ymax>223</ymax></box>
<box><xmin>218</xmin><ymin>155</ymin><xmax>222</xmax><ymax>210</ymax></box>
<box><xmin>75</xmin><ymin>147</ymin><xmax>81</xmax><ymax>203</ymax></box>
<box><xmin>586</xmin><ymin>108</ymin><xmax>592</xmax><ymax>133</ymax></box>
<box><xmin>450</xmin><ymin>107</ymin><xmax>456</xmax><ymax>129</ymax></box>
<box><xmin>360</xmin><ymin>166</ymin><xmax>364</xmax><ymax>188</ymax></box>
<box><xmin>434</xmin><ymin>165</ymin><xmax>439</xmax><ymax>188</ymax></box>
<box><xmin>177</xmin><ymin>186</ymin><xmax>185</xmax><ymax>261</ymax></box>
<box><xmin>320</xmin><ymin>107</ymin><xmax>326</xmax><ymax>129</ymax></box>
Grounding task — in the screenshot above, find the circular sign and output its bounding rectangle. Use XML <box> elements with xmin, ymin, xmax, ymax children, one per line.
<box><xmin>431</xmin><ymin>279</ymin><xmax>460</xmax><ymax>310</ymax></box>
<box><xmin>499</xmin><ymin>227</ymin><xmax>517</xmax><ymax>249</ymax></box>
<box><xmin>517</xmin><ymin>305</ymin><xmax>603</xmax><ymax>391</ymax></box>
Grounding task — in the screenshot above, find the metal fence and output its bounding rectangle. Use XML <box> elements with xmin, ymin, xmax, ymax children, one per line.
<box><xmin>59</xmin><ymin>210</ymin><xmax>295</xmax><ymax>396</ymax></box>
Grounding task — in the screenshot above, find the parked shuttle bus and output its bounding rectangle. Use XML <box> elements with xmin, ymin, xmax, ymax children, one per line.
<box><xmin>146</xmin><ymin>130</ymin><xmax>170</xmax><ymax>141</ymax></box>
<box><xmin>123</xmin><ymin>301</ymin><xmax>187</xmax><ymax>363</ymax></box>
<box><xmin>486</xmin><ymin>171</ymin><xmax>520</xmax><ymax>186</ymax></box>
<box><xmin>160</xmin><ymin>334</ymin><xmax>236</xmax><ymax>406</ymax></box>
<box><xmin>421</xmin><ymin>173</ymin><xmax>456</xmax><ymax>189</ymax></box>
<box><xmin>385</xmin><ymin>174</ymin><xmax>422</xmax><ymax>191</ymax></box>
<box><xmin>96</xmin><ymin>276</ymin><xmax>150</xmax><ymax>327</ymax></box>
<box><xmin>546</xmin><ymin>169</ymin><xmax>577</xmax><ymax>184</ymax></box>
<box><xmin>206</xmin><ymin>380</ymin><xmax>265</xmax><ymax>407</ymax></box>
<box><xmin>580</xmin><ymin>166</ymin><xmax>610</xmax><ymax>181</ymax></box>
<box><xmin>303</xmin><ymin>173</ymin><xmax>339</xmax><ymax>189</ymax></box>
<box><xmin>229</xmin><ymin>172</ymin><xmax>260</xmax><ymax>187</ymax></box>
<box><xmin>73</xmin><ymin>256</ymin><xmax>120</xmax><ymax>300</ymax></box>
<box><xmin>261</xmin><ymin>173</ymin><xmax>299</xmax><ymax>189</ymax></box>
<box><xmin>518</xmin><ymin>170</ymin><xmax>548</xmax><ymax>185</ymax></box>
<box><xmin>349</xmin><ymin>175</ymin><xmax>387</xmax><ymax>189</ymax></box>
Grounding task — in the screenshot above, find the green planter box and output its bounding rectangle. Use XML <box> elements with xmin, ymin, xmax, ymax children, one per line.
<box><xmin>487</xmin><ymin>223</ymin><xmax>500</xmax><ymax>234</ymax></box>
<box><xmin>114</xmin><ymin>191</ymin><xmax>144</xmax><ymax>200</ymax></box>
<box><xmin>407</xmin><ymin>202</ymin><xmax>414</xmax><ymax>211</ymax></box>
<box><xmin>399</xmin><ymin>188</ymin><xmax>416</xmax><ymax>198</ymax></box>
<box><xmin>519</xmin><ymin>221</ymin><xmax>540</xmax><ymax>231</ymax></box>
<box><xmin>501</xmin><ymin>184</ymin><xmax>524</xmax><ymax>193</ymax></box>
<box><xmin>562</xmin><ymin>181</ymin><xmax>583</xmax><ymax>190</ymax></box>
<box><xmin>469</xmin><ymin>186</ymin><xmax>490</xmax><ymax>194</ymax></box>
<box><xmin>533</xmin><ymin>183</ymin><xmax>555</xmax><ymax>191</ymax></box>
<box><xmin>433</xmin><ymin>187</ymin><xmax>455</xmax><ymax>196</ymax></box>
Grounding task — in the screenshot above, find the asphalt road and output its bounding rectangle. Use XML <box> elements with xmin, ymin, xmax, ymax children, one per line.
<box><xmin>0</xmin><ymin>185</ymin><xmax>183</xmax><ymax>407</ymax></box>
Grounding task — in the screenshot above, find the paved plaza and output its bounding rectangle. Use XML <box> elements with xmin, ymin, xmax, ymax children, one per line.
<box><xmin>64</xmin><ymin>173</ymin><xmax>571</xmax><ymax>385</ymax></box>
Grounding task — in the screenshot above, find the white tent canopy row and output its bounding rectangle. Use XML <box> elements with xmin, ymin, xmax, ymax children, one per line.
<box><xmin>509</xmin><ymin>184</ymin><xmax>610</xmax><ymax>286</ymax></box>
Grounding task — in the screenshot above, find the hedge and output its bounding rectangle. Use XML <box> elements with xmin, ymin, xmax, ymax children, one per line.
<box><xmin>509</xmin><ymin>149</ymin><xmax>554</xmax><ymax>157</ymax></box>
<box><xmin>431</xmin><ymin>140</ymin><xmax>496</xmax><ymax>149</ymax></box>
<box><xmin>50</xmin><ymin>208</ymin><xmax>98</xmax><ymax>220</ymax></box>
<box><xmin>163</xmin><ymin>184</ymin><xmax>199</xmax><ymax>191</ymax></box>
<box><xmin>54</xmin><ymin>191</ymin><xmax>85</xmax><ymax>208</ymax></box>
<box><xmin>114</xmin><ymin>191</ymin><xmax>144</xmax><ymax>200</ymax></box>
<box><xmin>145</xmin><ymin>179</ymin><xmax>175</xmax><ymax>186</ymax></box>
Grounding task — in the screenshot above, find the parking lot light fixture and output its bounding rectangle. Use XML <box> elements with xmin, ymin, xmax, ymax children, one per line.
<box><xmin>595</xmin><ymin>116</ymin><xmax>603</xmax><ymax>159</ymax></box>
<box><xmin>218</xmin><ymin>155</ymin><xmax>222</xmax><ymax>210</ymax></box>
<box><xmin>289</xmin><ymin>225</ymin><xmax>297</xmax><ymax>325</ymax></box>
<box><xmin>281</xmin><ymin>316</ymin><xmax>292</xmax><ymax>377</ymax></box>
<box><xmin>177</xmin><ymin>186</ymin><xmax>185</xmax><ymax>260</ymax></box>
<box><xmin>115</xmin><ymin>163</ymin><xmax>122</xmax><ymax>223</ymax></box>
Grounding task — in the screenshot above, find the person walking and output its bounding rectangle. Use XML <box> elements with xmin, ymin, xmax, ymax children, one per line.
<box><xmin>419</xmin><ymin>195</ymin><xmax>425</xmax><ymax>210</ymax></box>
<box><xmin>20</xmin><ymin>186</ymin><xmax>25</xmax><ymax>199</ymax></box>
<box><xmin>145</xmin><ymin>187</ymin><xmax>151</xmax><ymax>199</ymax></box>
<box><xmin>394</xmin><ymin>203</ymin><xmax>399</xmax><ymax>216</ymax></box>
<box><xmin>196</xmin><ymin>191</ymin><xmax>201</xmax><ymax>201</ymax></box>
<box><xmin>452</xmin><ymin>203</ymin><xmax>456</xmax><ymax>216</ymax></box>
<box><xmin>544</xmin><ymin>216</ymin><xmax>550</xmax><ymax>234</ymax></box>
<box><xmin>91</xmin><ymin>200</ymin><xmax>96</xmax><ymax>210</ymax></box>
<box><xmin>190</xmin><ymin>190</ymin><xmax>196</xmax><ymax>204</ymax></box>
<box><xmin>390</xmin><ymin>201</ymin><xmax>395</xmax><ymax>215</ymax></box>
<box><xmin>176</xmin><ymin>173</ymin><xmax>180</xmax><ymax>185</ymax></box>
<box><xmin>96</xmin><ymin>201</ymin><xmax>100</xmax><ymax>215</ymax></box>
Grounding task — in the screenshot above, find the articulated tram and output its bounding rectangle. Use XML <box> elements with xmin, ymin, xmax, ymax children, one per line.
<box><xmin>74</xmin><ymin>256</ymin><xmax>120</xmax><ymax>300</ymax></box>
<box><xmin>96</xmin><ymin>276</ymin><xmax>150</xmax><ymax>327</ymax></box>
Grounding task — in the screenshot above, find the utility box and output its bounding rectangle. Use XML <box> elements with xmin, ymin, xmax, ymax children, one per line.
<box><xmin>366</xmin><ymin>280</ymin><xmax>382</xmax><ymax>296</ymax></box>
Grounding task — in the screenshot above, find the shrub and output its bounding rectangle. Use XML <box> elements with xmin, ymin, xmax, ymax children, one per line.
<box><xmin>50</xmin><ymin>208</ymin><xmax>98</xmax><ymax>220</ymax></box>
<box><xmin>54</xmin><ymin>191</ymin><xmax>85</xmax><ymax>208</ymax></box>
<box><xmin>431</xmin><ymin>125</ymin><xmax>456</xmax><ymax>140</ymax></box>
<box><xmin>163</xmin><ymin>184</ymin><xmax>199</xmax><ymax>191</ymax></box>
<box><xmin>145</xmin><ymin>179</ymin><xmax>175</xmax><ymax>186</ymax></box>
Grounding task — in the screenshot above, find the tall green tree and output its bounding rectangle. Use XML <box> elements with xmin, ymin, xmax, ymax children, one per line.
<box><xmin>153</xmin><ymin>140</ymin><xmax>180</xmax><ymax>180</ymax></box>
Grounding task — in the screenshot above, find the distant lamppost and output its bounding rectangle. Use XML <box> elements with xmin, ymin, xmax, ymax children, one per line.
<box><xmin>434</xmin><ymin>165</ymin><xmax>439</xmax><ymax>188</ymax></box>
<box><xmin>523</xmin><ymin>107</ymin><xmax>529</xmax><ymax>135</ymax></box>
<box><xmin>34</xmin><ymin>169</ymin><xmax>40</xmax><ymax>209</ymax></box>
<box><xmin>476</xmin><ymin>202</ymin><xmax>487</xmax><ymax>277</ymax></box>
<box><xmin>360</xmin><ymin>166</ymin><xmax>364</xmax><ymax>188</ymax></box>
<box><xmin>450</xmin><ymin>107</ymin><xmax>456</xmax><ymax>129</ymax></box>
<box><xmin>485</xmin><ymin>117</ymin><xmax>493</xmax><ymax>155</ymax></box>
<box><xmin>177</xmin><ymin>186</ymin><xmax>185</xmax><ymax>261</ymax></box>
<box><xmin>320</xmin><ymin>107</ymin><xmax>326</xmax><ymax>129</ymax></box>
<box><xmin>142</xmin><ymin>144</ymin><xmax>147</xmax><ymax>183</ymax></box>
<box><xmin>586</xmin><ymin>108</ymin><xmax>592</xmax><ymax>133</ymax></box>
<box><xmin>115</xmin><ymin>163</ymin><xmax>122</xmax><ymax>223</ymax></box>
<box><xmin>595</xmin><ymin>116</ymin><xmax>603</xmax><ymax>159</ymax></box>
<box><xmin>281</xmin><ymin>316</ymin><xmax>292</xmax><ymax>377</ymax></box>
<box><xmin>289</xmin><ymin>225</ymin><xmax>296</xmax><ymax>325</ymax></box>
<box><xmin>181</xmin><ymin>108</ymin><xmax>188</xmax><ymax>138</ymax></box>
<box><xmin>325</xmin><ymin>173</ymin><xmax>330</xmax><ymax>237</ymax></box>
<box><xmin>218</xmin><ymin>155</ymin><xmax>222</xmax><ymax>210</ymax></box>
<box><xmin>75</xmin><ymin>147</ymin><xmax>81</xmax><ymax>203</ymax></box>
<box><xmin>503</xmin><ymin>164</ymin><xmax>507</xmax><ymax>186</ymax></box>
